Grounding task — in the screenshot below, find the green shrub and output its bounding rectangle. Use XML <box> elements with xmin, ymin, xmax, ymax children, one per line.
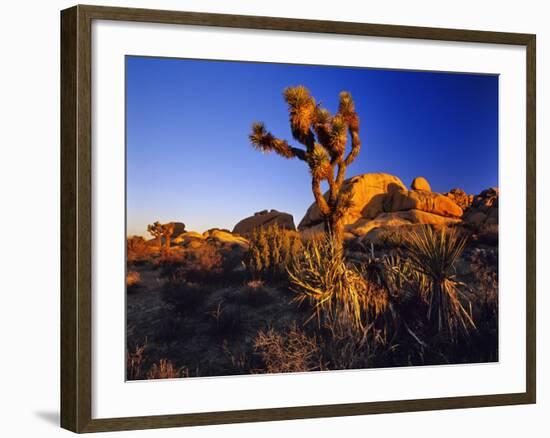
<box><xmin>244</xmin><ymin>224</ymin><xmax>302</xmax><ymax>280</ymax></box>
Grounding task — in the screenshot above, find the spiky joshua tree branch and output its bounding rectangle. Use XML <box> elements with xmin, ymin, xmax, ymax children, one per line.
<box><xmin>249</xmin><ymin>86</ymin><xmax>361</xmax><ymax>249</ymax></box>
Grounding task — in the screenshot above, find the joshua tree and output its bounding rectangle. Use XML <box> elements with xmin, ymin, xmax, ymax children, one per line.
<box><xmin>147</xmin><ymin>221</ymin><xmax>164</xmax><ymax>248</ymax></box>
<box><xmin>163</xmin><ymin>222</ymin><xmax>175</xmax><ymax>250</ymax></box>
<box><xmin>249</xmin><ymin>86</ymin><xmax>361</xmax><ymax>250</ymax></box>
<box><xmin>147</xmin><ymin>221</ymin><xmax>176</xmax><ymax>250</ymax></box>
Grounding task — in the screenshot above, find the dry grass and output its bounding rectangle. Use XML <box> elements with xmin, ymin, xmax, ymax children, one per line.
<box><xmin>126</xmin><ymin>341</ymin><xmax>147</xmax><ymax>380</ymax></box>
<box><xmin>147</xmin><ymin>359</ymin><xmax>188</xmax><ymax>379</ymax></box>
<box><xmin>405</xmin><ymin>226</ymin><xmax>476</xmax><ymax>340</ymax></box>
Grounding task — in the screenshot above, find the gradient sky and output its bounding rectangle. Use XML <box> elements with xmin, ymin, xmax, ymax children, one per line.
<box><xmin>126</xmin><ymin>56</ymin><xmax>498</xmax><ymax>236</ymax></box>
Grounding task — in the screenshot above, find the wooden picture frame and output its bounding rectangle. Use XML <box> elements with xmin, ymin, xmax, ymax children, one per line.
<box><xmin>61</xmin><ymin>4</ymin><xmax>536</xmax><ymax>433</ymax></box>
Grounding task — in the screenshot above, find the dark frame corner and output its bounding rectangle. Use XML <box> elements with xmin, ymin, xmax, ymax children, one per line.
<box><xmin>61</xmin><ymin>4</ymin><xmax>536</xmax><ymax>433</ymax></box>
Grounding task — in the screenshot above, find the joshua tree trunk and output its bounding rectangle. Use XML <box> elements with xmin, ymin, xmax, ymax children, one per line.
<box><xmin>327</xmin><ymin>217</ymin><xmax>345</xmax><ymax>254</ymax></box>
<box><xmin>250</xmin><ymin>86</ymin><xmax>361</xmax><ymax>255</ymax></box>
<box><xmin>163</xmin><ymin>223</ymin><xmax>175</xmax><ymax>251</ymax></box>
<box><xmin>156</xmin><ymin>235</ymin><xmax>162</xmax><ymax>248</ymax></box>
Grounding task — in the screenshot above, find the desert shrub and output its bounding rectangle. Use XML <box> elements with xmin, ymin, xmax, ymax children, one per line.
<box><xmin>127</xmin><ymin>236</ymin><xmax>151</xmax><ymax>264</ymax></box>
<box><xmin>476</xmin><ymin>223</ymin><xmax>499</xmax><ymax>246</ymax></box>
<box><xmin>244</xmin><ymin>224</ymin><xmax>302</xmax><ymax>280</ymax></box>
<box><xmin>161</xmin><ymin>281</ymin><xmax>211</xmax><ymax>315</ymax></box>
<box><xmin>221</xmin><ymin>280</ymin><xmax>274</xmax><ymax>308</ymax></box>
<box><xmin>405</xmin><ymin>226</ymin><xmax>476</xmax><ymax>341</ymax></box>
<box><xmin>254</xmin><ymin>325</ymin><xmax>324</xmax><ymax>373</ymax></box>
<box><xmin>184</xmin><ymin>244</ymin><xmax>225</xmax><ymax>282</ymax></box>
<box><xmin>207</xmin><ymin>302</ymin><xmax>247</xmax><ymax>336</ymax></box>
<box><xmin>156</xmin><ymin>315</ymin><xmax>194</xmax><ymax>343</ymax></box>
<box><xmin>126</xmin><ymin>270</ymin><xmax>141</xmax><ymax>292</ymax></box>
<box><xmin>156</xmin><ymin>244</ymin><xmax>232</xmax><ymax>284</ymax></box>
<box><xmin>154</xmin><ymin>251</ymin><xmax>186</xmax><ymax>280</ymax></box>
<box><xmin>288</xmin><ymin>234</ymin><xmax>388</xmax><ymax>335</ymax></box>
<box><xmin>146</xmin><ymin>359</ymin><xmax>188</xmax><ymax>379</ymax></box>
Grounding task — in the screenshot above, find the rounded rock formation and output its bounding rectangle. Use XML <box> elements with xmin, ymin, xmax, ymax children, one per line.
<box><xmin>411</xmin><ymin>176</ymin><xmax>431</xmax><ymax>192</ymax></box>
<box><xmin>232</xmin><ymin>209</ymin><xmax>295</xmax><ymax>235</ymax></box>
<box><xmin>383</xmin><ymin>189</ymin><xmax>463</xmax><ymax>218</ymax></box>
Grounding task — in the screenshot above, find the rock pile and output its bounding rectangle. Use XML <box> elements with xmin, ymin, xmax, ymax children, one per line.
<box><xmin>298</xmin><ymin>173</ymin><xmax>463</xmax><ymax>240</ymax></box>
<box><xmin>463</xmin><ymin>187</ymin><xmax>499</xmax><ymax>226</ymax></box>
<box><xmin>444</xmin><ymin>188</ymin><xmax>473</xmax><ymax>210</ymax></box>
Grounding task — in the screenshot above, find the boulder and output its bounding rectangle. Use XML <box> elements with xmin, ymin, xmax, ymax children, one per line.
<box><xmin>298</xmin><ymin>173</ymin><xmax>407</xmax><ymax>230</ymax></box>
<box><xmin>206</xmin><ymin>229</ymin><xmax>249</xmax><ymax>249</ymax></box>
<box><xmin>383</xmin><ymin>189</ymin><xmax>463</xmax><ymax>218</ymax></box>
<box><xmin>172</xmin><ymin>230</ymin><xmax>205</xmax><ymax>246</ymax></box>
<box><xmin>168</xmin><ymin>222</ymin><xmax>186</xmax><ymax>239</ymax></box>
<box><xmin>233</xmin><ymin>209</ymin><xmax>295</xmax><ymax>235</ymax></box>
<box><xmin>411</xmin><ymin>176</ymin><xmax>431</xmax><ymax>192</ymax></box>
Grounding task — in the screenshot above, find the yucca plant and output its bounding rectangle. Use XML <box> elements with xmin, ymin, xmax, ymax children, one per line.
<box><xmin>405</xmin><ymin>226</ymin><xmax>476</xmax><ymax>340</ymax></box>
<box><xmin>288</xmin><ymin>234</ymin><xmax>387</xmax><ymax>335</ymax></box>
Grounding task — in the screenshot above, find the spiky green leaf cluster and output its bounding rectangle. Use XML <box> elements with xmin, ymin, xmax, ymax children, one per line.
<box><xmin>405</xmin><ymin>226</ymin><xmax>476</xmax><ymax>340</ymax></box>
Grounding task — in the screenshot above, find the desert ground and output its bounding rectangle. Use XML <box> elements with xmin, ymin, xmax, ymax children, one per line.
<box><xmin>126</xmin><ymin>173</ymin><xmax>498</xmax><ymax>379</ymax></box>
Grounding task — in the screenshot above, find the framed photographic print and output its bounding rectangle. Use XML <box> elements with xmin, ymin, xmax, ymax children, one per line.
<box><xmin>60</xmin><ymin>4</ymin><xmax>536</xmax><ymax>433</ymax></box>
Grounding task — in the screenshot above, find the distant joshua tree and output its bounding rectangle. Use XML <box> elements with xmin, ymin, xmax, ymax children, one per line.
<box><xmin>249</xmin><ymin>86</ymin><xmax>361</xmax><ymax>250</ymax></box>
<box><xmin>147</xmin><ymin>221</ymin><xmax>175</xmax><ymax>250</ymax></box>
<box><xmin>147</xmin><ymin>221</ymin><xmax>164</xmax><ymax>248</ymax></box>
<box><xmin>163</xmin><ymin>223</ymin><xmax>175</xmax><ymax>250</ymax></box>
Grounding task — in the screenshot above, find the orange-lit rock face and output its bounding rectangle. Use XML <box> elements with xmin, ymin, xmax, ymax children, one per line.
<box><xmin>298</xmin><ymin>173</ymin><xmax>407</xmax><ymax>230</ymax></box>
<box><xmin>411</xmin><ymin>176</ymin><xmax>432</xmax><ymax>192</ymax></box>
<box><xmin>383</xmin><ymin>189</ymin><xmax>463</xmax><ymax>218</ymax></box>
<box><xmin>297</xmin><ymin>172</ymin><xmax>466</xmax><ymax>240</ymax></box>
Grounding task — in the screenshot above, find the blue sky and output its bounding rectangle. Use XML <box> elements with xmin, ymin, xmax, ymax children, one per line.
<box><xmin>126</xmin><ymin>56</ymin><xmax>498</xmax><ymax>236</ymax></box>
